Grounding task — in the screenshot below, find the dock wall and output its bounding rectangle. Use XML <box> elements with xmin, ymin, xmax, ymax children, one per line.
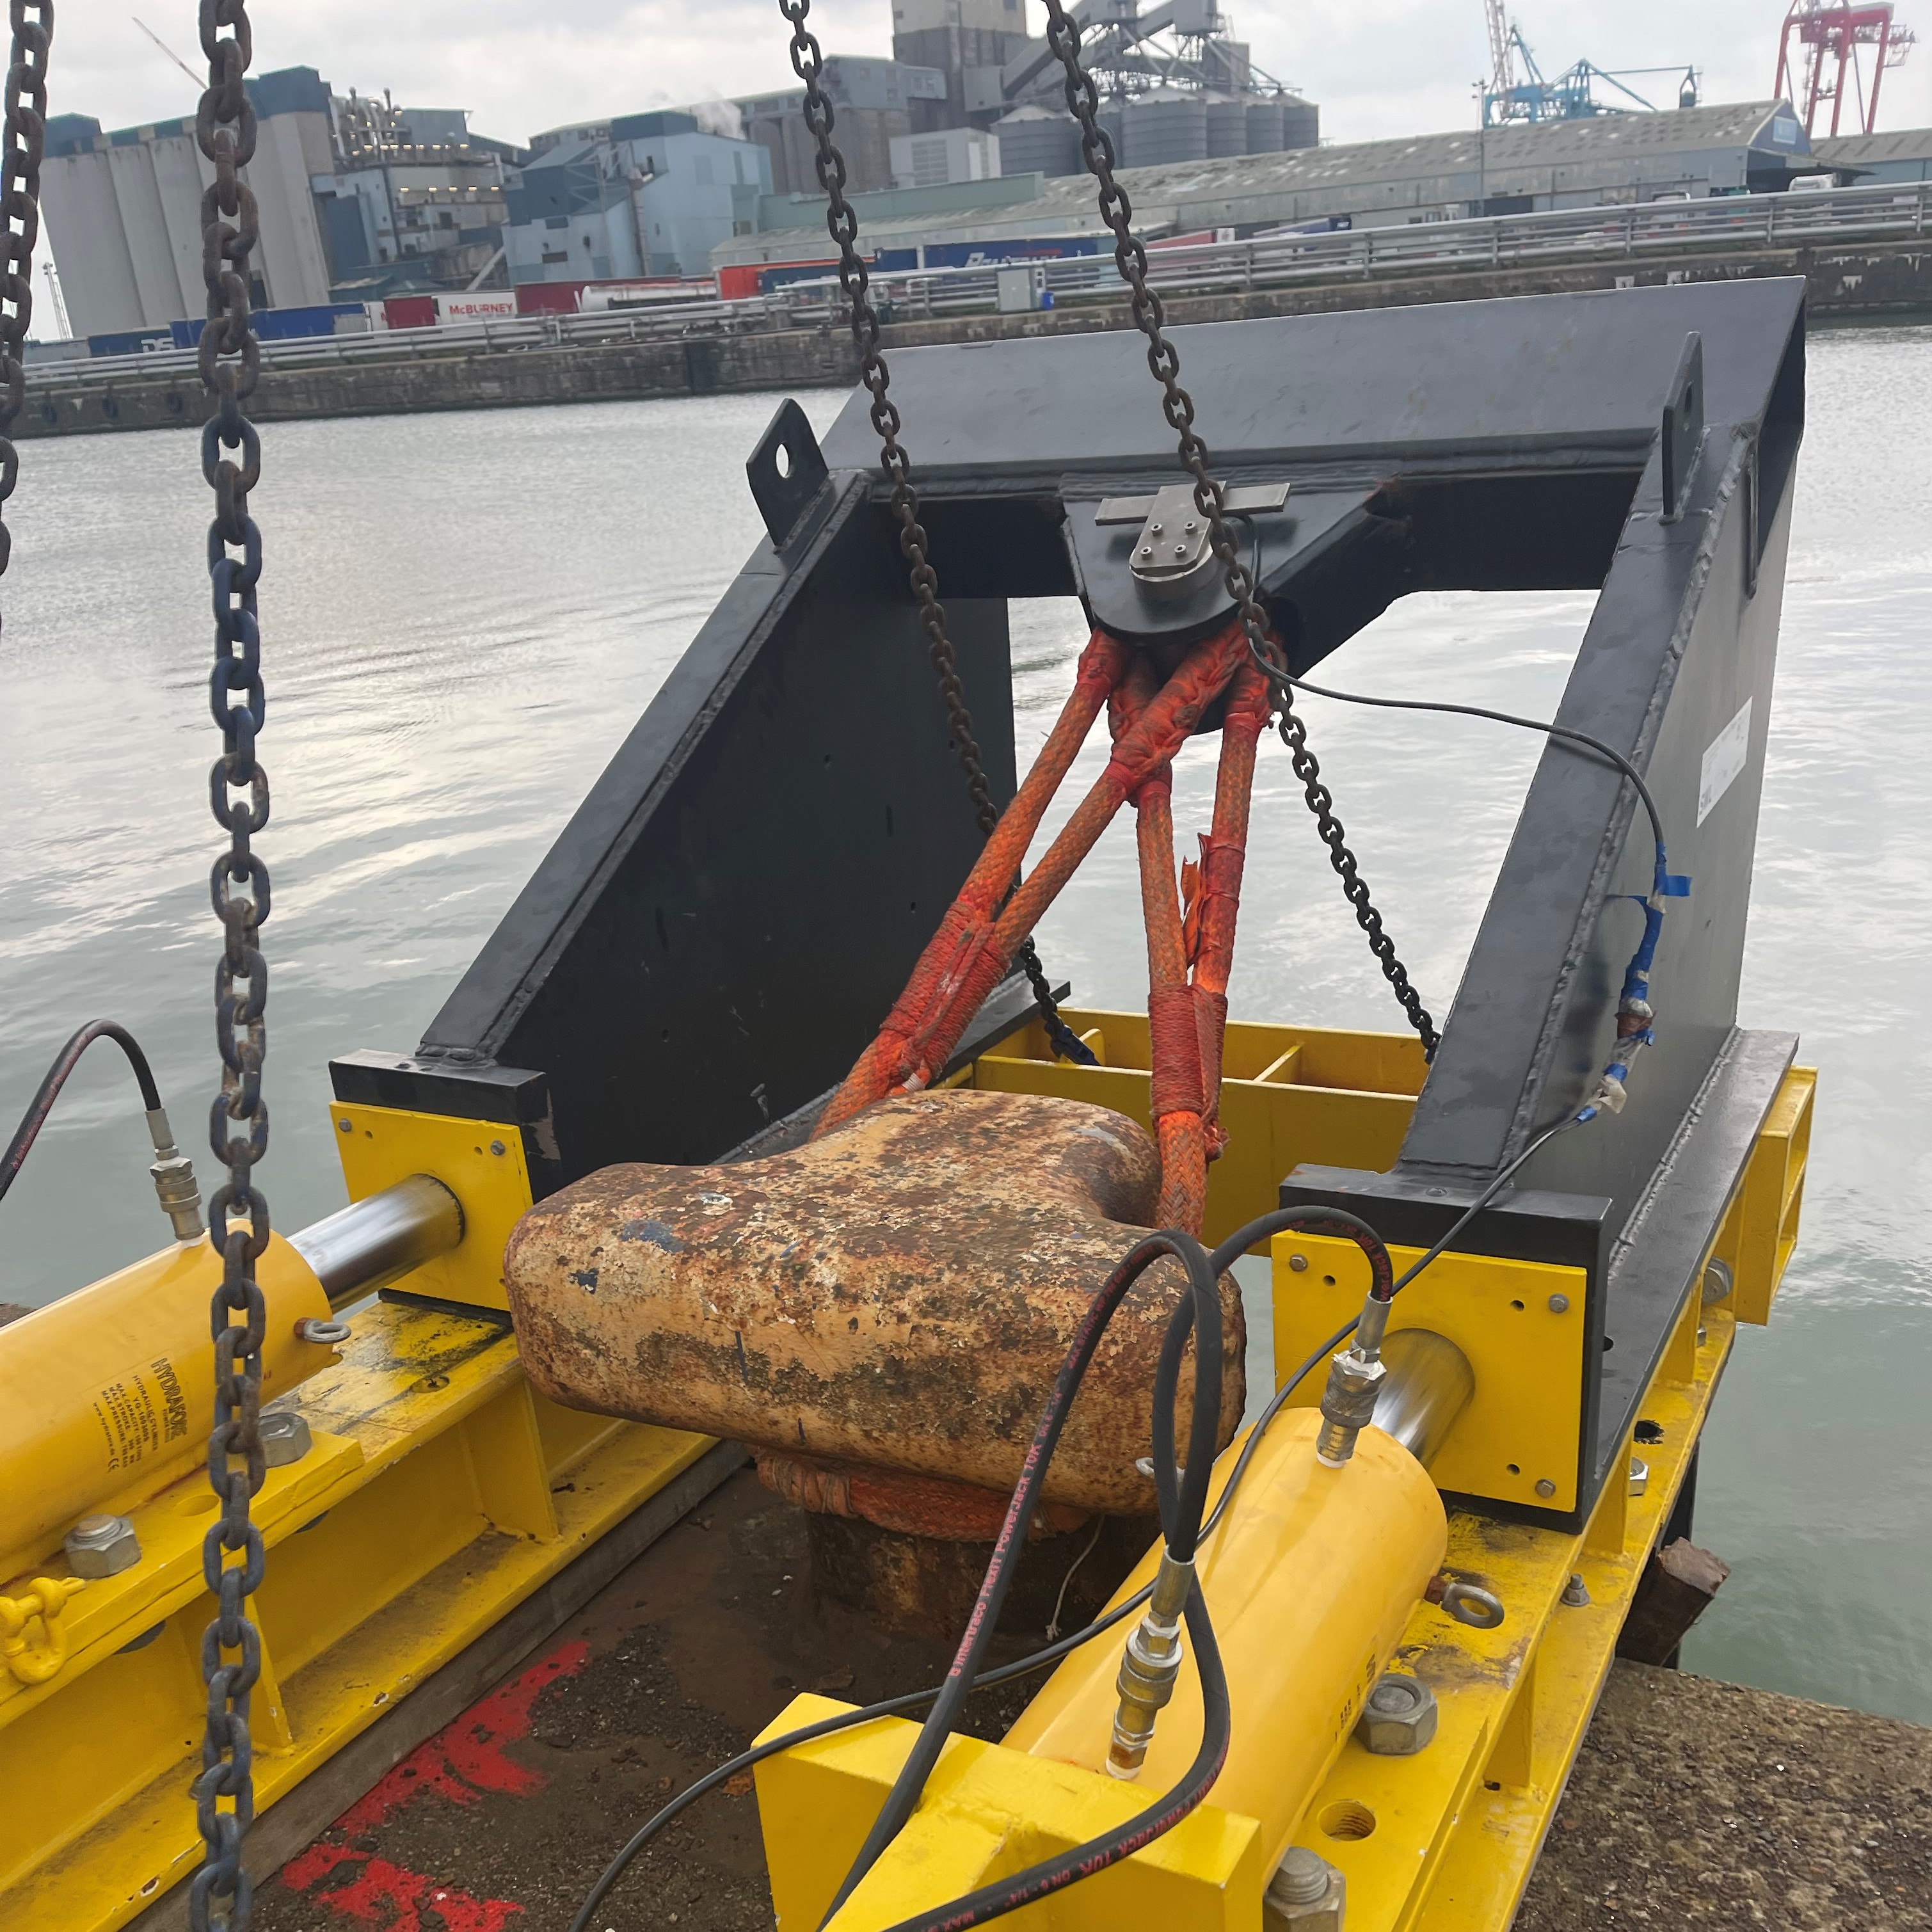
<box><xmin>22</xmin><ymin>236</ymin><xmax>1931</xmax><ymax>439</ymax></box>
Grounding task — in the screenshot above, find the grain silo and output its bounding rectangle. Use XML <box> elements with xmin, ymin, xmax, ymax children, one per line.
<box><xmin>1243</xmin><ymin>95</ymin><xmax>1284</xmax><ymax>155</ymax></box>
<box><xmin>1281</xmin><ymin>95</ymin><xmax>1321</xmax><ymax>149</ymax></box>
<box><xmin>993</xmin><ymin>105</ymin><xmax>1082</xmax><ymax>178</ymax></box>
<box><xmin>1125</xmin><ymin>89</ymin><xmax>1208</xmax><ymax>166</ymax></box>
<box><xmin>1206</xmin><ymin>93</ymin><xmax>1249</xmax><ymax>158</ymax></box>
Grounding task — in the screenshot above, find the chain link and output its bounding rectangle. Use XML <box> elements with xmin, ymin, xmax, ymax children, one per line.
<box><xmin>1037</xmin><ymin>1</ymin><xmax>1439</xmax><ymax>1059</ymax></box>
<box><xmin>777</xmin><ymin>0</ymin><xmax>1092</xmax><ymax>1066</ymax></box>
<box><xmin>0</xmin><ymin>0</ymin><xmax>52</xmax><ymax>615</ymax></box>
<box><xmin>191</xmin><ymin>4</ymin><xmax>269</xmax><ymax>1926</ymax></box>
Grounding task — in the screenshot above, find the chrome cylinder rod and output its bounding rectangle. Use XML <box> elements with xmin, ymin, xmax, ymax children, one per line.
<box><xmin>289</xmin><ymin>1174</ymin><xmax>464</xmax><ymax>1309</ymax></box>
<box><xmin>1371</xmin><ymin>1328</ymin><xmax>1475</xmax><ymax>1470</ymax></box>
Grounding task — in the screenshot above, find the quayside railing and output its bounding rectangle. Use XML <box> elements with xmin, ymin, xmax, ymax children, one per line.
<box><xmin>44</xmin><ymin>177</ymin><xmax>1931</xmax><ymax>389</ymax></box>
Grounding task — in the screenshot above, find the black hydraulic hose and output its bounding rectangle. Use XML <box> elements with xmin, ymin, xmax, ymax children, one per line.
<box><xmin>819</xmin><ymin>1229</ymin><xmax>1224</xmax><ymax>1927</ymax></box>
<box><xmin>1199</xmin><ymin>1118</ymin><xmax>1582</xmax><ymax>1536</ymax></box>
<box><xmin>1154</xmin><ymin>1204</ymin><xmax>1394</xmax><ymax>1538</ymax></box>
<box><xmin>874</xmin><ymin>1577</ymin><xmax>1231</xmax><ymax>1932</ymax></box>
<box><xmin>1</xmin><ymin>1018</ymin><xmax>164</xmax><ymax>1205</ymax></box>
<box><xmin>562</xmin><ymin>1587</ymin><xmax>1154</xmax><ymax>1932</ymax></box>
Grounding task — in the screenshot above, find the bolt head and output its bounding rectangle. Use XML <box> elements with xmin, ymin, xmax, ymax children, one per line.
<box><xmin>339</xmin><ymin>1117</ymin><xmax>353</xmax><ymax>1133</ymax></box>
<box><xmin>65</xmin><ymin>1512</ymin><xmax>141</xmax><ymax>1577</ymax></box>
<box><xmin>1535</xmin><ymin>1478</ymin><xmax>1557</xmax><ymax>1499</ymax></box>
<box><xmin>1288</xmin><ymin>1253</ymin><xmax>1309</xmax><ymax>1272</ymax></box>
<box><xmin>1359</xmin><ymin>1671</ymin><xmax>1438</xmax><ymax>1754</ymax></box>
<box><xmin>490</xmin><ymin>1139</ymin><xmax>507</xmax><ymax>1156</ymax></box>
<box><xmin>1265</xmin><ymin>1848</ymin><xmax>1345</xmax><ymax>1926</ymax></box>
<box><xmin>1173</xmin><ymin>543</ymin><xmax>1187</xmax><ymax>555</ymax></box>
<box><xmin>1150</xmin><ymin>522</ymin><xmax>1163</xmax><ymax>534</ymax></box>
<box><xmin>1628</xmin><ymin>1455</ymin><xmax>1649</xmax><ymax>1497</ymax></box>
<box><xmin>1139</xmin><ymin>545</ymin><xmax>1153</xmax><ymax>556</ymax></box>
<box><xmin>1548</xmin><ymin>1292</ymin><xmax>1570</xmax><ymax>1313</ymax></box>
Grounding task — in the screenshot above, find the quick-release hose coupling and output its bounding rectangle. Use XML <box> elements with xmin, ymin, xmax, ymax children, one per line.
<box><xmin>1316</xmin><ymin>1291</ymin><xmax>1391</xmax><ymax>1469</ymax></box>
<box><xmin>144</xmin><ymin>1106</ymin><xmax>204</xmax><ymax>1242</ymax></box>
<box><xmin>1106</xmin><ymin>1549</ymin><xmax>1195</xmax><ymax>1778</ymax></box>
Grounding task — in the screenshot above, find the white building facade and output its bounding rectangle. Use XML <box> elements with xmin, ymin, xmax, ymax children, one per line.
<box><xmin>43</xmin><ymin>66</ymin><xmax>337</xmax><ymax>341</ymax></box>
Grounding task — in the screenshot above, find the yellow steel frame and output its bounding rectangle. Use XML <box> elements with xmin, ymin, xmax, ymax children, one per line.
<box><xmin>754</xmin><ymin>1034</ymin><xmax>1814</xmax><ymax>1932</ymax></box>
<box><xmin>755</xmin><ymin>1697</ymin><xmax>1266</xmax><ymax>1932</ymax></box>
<box><xmin>964</xmin><ymin>1009</ymin><xmax>1425</xmax><ymax>1251</ymax></box>
<box><xmin>1270</xmin><ymin>1236</ymin><xmax>1587</xmax><ymax>1516</ymax></box>
<box><xmin>0</xmin><ymin>1102</ymin><xmax>712</xmax><ymax>1932</ymax></box>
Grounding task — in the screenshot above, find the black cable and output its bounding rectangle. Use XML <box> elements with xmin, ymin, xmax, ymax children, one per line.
<box><xmin>563</xmin><ymin>1589</ymin><xmax>1154</xmax><ymax>1932</ymax></box>
<box><xmin>820</xmin><ymin>1229</ymin><xmax>1224</xmax><ymax>1925</ymax></box>
<box><xmin>1231</xmin><ymin>510</ymin><xmax>1666</xmax><ymax>860</ymax></box>
<box><xmin>1</xmin><ymin>1018</ymin><xmax>164</xmax><ymax>1205</ymax></box>
<box><xmin>1279</xmin><ymin>669</ymin><xmax>1668</xmax><ymax>858</ymax></box>
<box><xmin>1197</xmin><ymin>1124</ymin><xmax>1579</xmax><ymax>1536</ymax></box>
<box><xmin>873</xmin><ymin>1577</ymin><xmax>1231</xmax><ymax>1932</ymax></box>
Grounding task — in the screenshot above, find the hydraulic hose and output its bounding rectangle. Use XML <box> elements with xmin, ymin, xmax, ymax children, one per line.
<box><xmin>873</xmin><ymin>1577</ymin><xmax>1230</xmax><ymax>1932</ymax></box>
<box><xmin>1</xmin><ymin>1018</ymin><xmax>165</xmax><ymax>1204</ymax></box>
<box><xmin>818</xmin><ymin>1228</ymin><xmax>1225</xmax><ymax>1926</ymax></box>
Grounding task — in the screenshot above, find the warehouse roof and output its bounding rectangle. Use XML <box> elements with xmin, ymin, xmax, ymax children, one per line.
<box><xmin>1016</xmin><ymin>100</ymin><xmax>1808</xmax><ymax>223</ymax></box>
<box><xmin>1814</xmin><ymin>127</ymin><xmax>1932</xmax><ymax>166</ymax></box>
<box><xmin>713</xmin><ymin>99</ymin><xmax>1819</xmax><ymax>266</ymax></box>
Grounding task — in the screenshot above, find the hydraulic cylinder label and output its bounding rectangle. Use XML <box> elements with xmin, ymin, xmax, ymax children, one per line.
<box><xmin>90</xmin><ymin>1357</ymin><xmax>191</xmax><ymax>1473</ymax></box>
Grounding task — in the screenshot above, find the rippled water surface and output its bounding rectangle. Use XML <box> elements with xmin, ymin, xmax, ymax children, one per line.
<box><xmin>2</xmin><ymin>328</ymin><xmax>1928</xmax><ymax>1721</ymax></box>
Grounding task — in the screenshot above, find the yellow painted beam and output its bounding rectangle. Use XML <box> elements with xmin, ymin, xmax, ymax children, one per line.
<box><xmin>754</xmin><ymin>1695</ymin><xmax>1266</xmax><ymax>1932</ymax></box>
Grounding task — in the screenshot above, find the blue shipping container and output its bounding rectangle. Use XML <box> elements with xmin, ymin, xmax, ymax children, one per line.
<box><xmin>164</xmin><ymin>303</ymin><xmax>365</xmax><ymax>350</ymax></box>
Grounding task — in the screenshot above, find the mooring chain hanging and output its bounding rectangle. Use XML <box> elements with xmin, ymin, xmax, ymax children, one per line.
<box><xmin>0</xmin><ymin>0</ymin><xmax>53</xmax><ymax>616</ymax></box>
<box><xmin>1037</xmin><ymin>0</ymin><xmax>1441</xmax><ymax>1060</ymax></box>
<box><xmin>777</xmin><ymin>0</ymin><xmax>1094</xmax><ymax>1067</ymax></box>
<box><xmin>191</xmin><ymin>2</ymin><xmax>271</xmax><ymax>1928</ymax></box>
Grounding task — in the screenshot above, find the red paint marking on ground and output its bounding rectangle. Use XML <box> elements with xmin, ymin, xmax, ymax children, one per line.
<box><xmin>281</xmin><ymin>1844</ymin><xmax>523</xmax><ymax>1932</ymax></box>
<box><xmin>333</xmin><ymin>1638</ymin><xmax>591</xmax><ymax>1833</ymax></box>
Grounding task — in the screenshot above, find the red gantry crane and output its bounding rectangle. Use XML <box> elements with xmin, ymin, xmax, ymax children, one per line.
<box><xmin>1775</xmin><ymin>0</ymin><xmax>1915</xmax><ymax>134</ymax></box>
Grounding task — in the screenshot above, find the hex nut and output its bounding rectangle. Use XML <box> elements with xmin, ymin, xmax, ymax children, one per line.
<box><xmin>1357</xmin><ymin>1671</ymin><xmax>1438</xmax><ymax>1755</ymax></box>
<box><xmin>260</xmin><ymin>1410</ymin><xmax>314</xmax><ymax>1467</ymax></box>
<box><xmin>1628</xmin><ymin>1455</ymin><xmax>1649</xmax><ymax>1497</ymax></box>
<box><xmin>65</xmin><ymin>1512</ymin><xmax>141</xmax><ymax>1578</ymax></box>
<box><xmin>1702</xmin><ymin>1257</ymin><xmax>1734</xmax><ymax>1305</ymax></box>
<box><xmin>1264</xmin><ymin>1846</ymin><xmax>1345</xmax><ymax>1927</ymax></box>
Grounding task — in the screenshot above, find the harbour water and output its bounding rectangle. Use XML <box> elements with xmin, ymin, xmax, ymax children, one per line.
<box><xmin>1</xmin><ymin>326</ymin><xmax>1927</xmax><ymax>1725</ymax></box>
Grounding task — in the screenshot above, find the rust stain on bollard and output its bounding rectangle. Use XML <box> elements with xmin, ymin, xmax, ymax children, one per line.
<box><xmin>505</xmin><ymin>1089</ymin><xmax>1243</xmax><ymax>1514</ymax></box>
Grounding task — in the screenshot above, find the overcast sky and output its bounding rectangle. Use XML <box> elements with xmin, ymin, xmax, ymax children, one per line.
<box><xmin>52</xmin><ymin>0</ymin><xmax>1932</xmax><ymax>148</ymax></box>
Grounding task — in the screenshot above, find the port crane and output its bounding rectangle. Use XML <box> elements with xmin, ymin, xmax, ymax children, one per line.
<box><xmin>1481</xmin><ymin>0</ymin><xmax>1698</xmax><ymax>125</ymax></box>
<box><xmin>1775</xmin><ymin>0</ymin><xmax>1916</xmax><ymax>135</ymax></box>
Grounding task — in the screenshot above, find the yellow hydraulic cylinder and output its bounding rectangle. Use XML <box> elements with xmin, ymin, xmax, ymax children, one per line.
<box><xmin>1003</xmin><ymin>1407</ymin><xmax>1446</xmax><ymax>1872</ymax></box>
<box><xmin>0</xmin><ymin>1233</ymin><xmax>337</xmax><ymax>1581</ymax></box>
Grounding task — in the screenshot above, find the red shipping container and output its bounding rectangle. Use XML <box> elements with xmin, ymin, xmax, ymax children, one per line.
<box><xmin>382</xmin><ymin>294</ymin><xmax>436</xmax><ymax>329</ymax></box>
<box><xmin>515</xmin><ymin>282</ymin><xmax>586</xmax><ymax>315</ymax></box>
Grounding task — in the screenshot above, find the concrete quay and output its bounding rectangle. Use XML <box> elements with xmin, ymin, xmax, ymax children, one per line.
<box><xmin>22</xmin><ymin>235</ymin><xmax>1932</xmax><ymax>441</ymax></box>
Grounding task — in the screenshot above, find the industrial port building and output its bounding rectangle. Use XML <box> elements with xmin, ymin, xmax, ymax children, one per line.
<box><xmin>711</xmin><ymin>98</ymin><xmax>1824</xmax><ymax>278</ymax></box>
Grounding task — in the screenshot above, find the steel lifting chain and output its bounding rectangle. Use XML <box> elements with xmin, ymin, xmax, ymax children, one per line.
<box><xmin>0</xmin><ymin>0</ymin><xmax>52</xmax><ymax>615</ymax></box>
<box><xmin>192</xmin><ymin>3</ymin><xmax>271</xmax><ymax>1928</ymax></box>
<box><xmin>777</xmin><ymin>0</ymin><xmax>1094</xmax><ymax>1067</ymax></box>
<box><xmin>1038</xmin><ymin>0</ymin><xmax>1439</xmax><ymax>1060</ymax></box>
